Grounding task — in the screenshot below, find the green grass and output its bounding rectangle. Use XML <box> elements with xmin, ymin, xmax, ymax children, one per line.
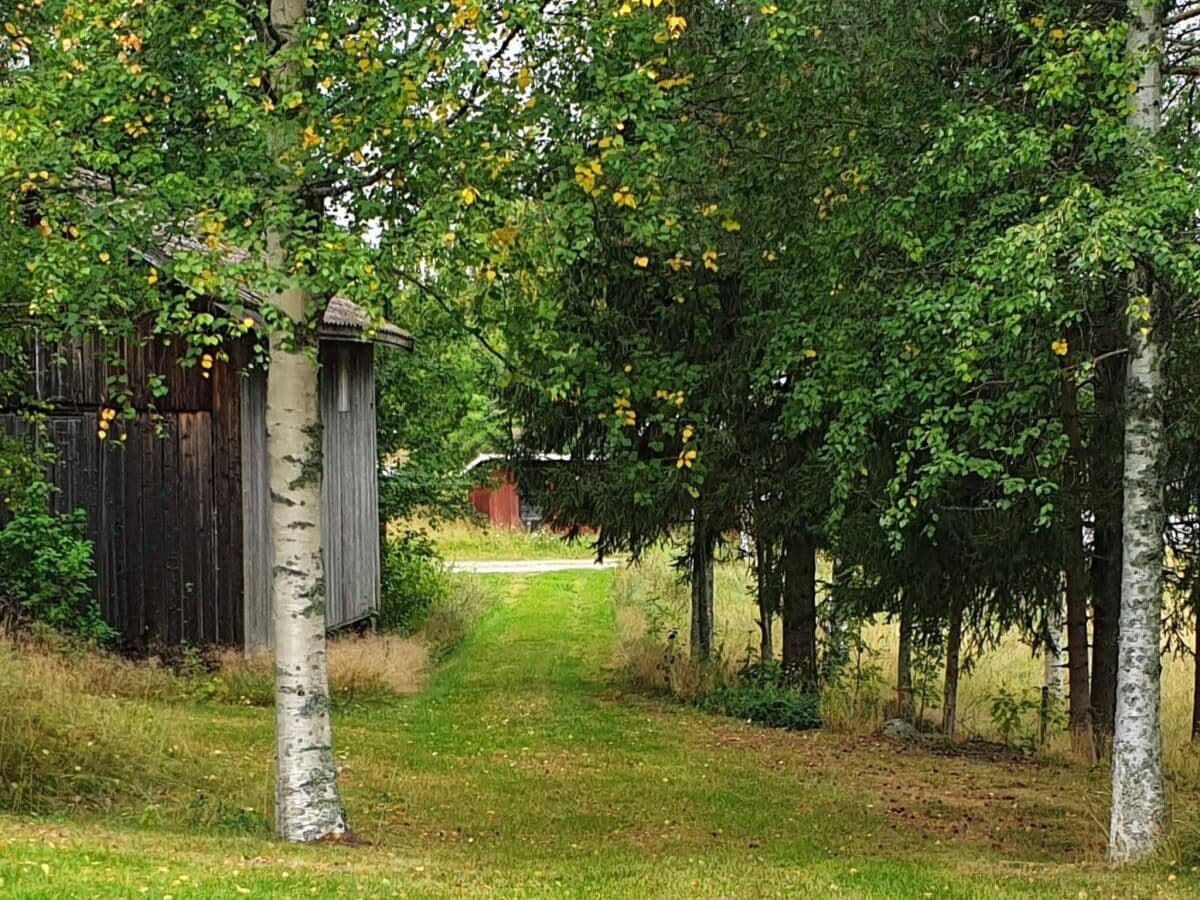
<box><xmin>419</xmin><ymin>518</ymin><xmax>599</xmax><ymax>561</ymax></box>
<box><xmin>1</xmin><ymin>571</ymin><xmax>1198</xmax><ymax>898</ymax></box>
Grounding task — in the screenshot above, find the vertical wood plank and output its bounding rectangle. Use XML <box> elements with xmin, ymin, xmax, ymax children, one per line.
<box><xmin>240</xmin><ymin>367</ymin><xmax>271</xmax><ymax>649</ymax></box>
<box><xmin>140</xmin><ymin>419</ymin><xmax>163</xmax><ymax>643</ymax></box>
<box><xmin>160</xmin><ymin>420</ymin><xmax>183</xmax><ymax>645</ymax></box>
<box><xmin>178</xmin><ymin>414</ymin><xmax>200</xmax><ymax>643</ymax></box>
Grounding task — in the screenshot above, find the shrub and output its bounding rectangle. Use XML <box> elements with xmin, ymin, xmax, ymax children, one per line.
<box><xmin>378</xmin><ymin>530</ymin><xmax>450</xmax><ymax>634</ymax></box>
<box><xmin>699</xmin><ymin>660</ymin><xmax>822</xmax><ymax>731</ymax></box>
<box><xmin>989</xmin><ymin>685</ymin><xmax>1066</xmax><ymax>753</ymax></box>
<box><xmin>0</xmin><ymin>481</ymin><xmax>113</xmax><ymax>643</ymax></box>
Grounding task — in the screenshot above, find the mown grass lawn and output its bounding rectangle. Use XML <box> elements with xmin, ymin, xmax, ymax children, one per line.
<box><xmin>1</xmin><ymin>571</ymin><xmax>1197</xmax><ymax>898</ymax></box>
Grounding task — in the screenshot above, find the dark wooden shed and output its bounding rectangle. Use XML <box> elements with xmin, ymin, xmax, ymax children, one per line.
<box><xmin>2</xmin><ymin>298</ymin><xmax>411</xmax><ymax>650</ymax></box>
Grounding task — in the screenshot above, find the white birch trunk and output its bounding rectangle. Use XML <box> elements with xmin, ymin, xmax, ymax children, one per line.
<box><xmin>266</xmin><ymin>0</ymin><xmax>347</xmax><ymax>843</ymax></box>
<box><xmin>1043</xmin><ymin>601</ymin><xmax>1065</xmax><ymax>700</ymax></box>
<box><xmin>1110</xmin><ymin>0</ymin><xmax>1167</xmax><ymax>864</ymax></box>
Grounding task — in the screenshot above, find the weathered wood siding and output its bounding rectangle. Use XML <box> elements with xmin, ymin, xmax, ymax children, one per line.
<box><xmin>320</xmin><ymin>342</ymin><xmax>380</xmax><ymax>630</ymax></box>
<box><xmin>1</xmin><ymin>331</ymin><xmax>249</xmax><ymax>647</ymax></box>
<box><xmin>240</xmin><ymin>367</ymin><xmax>272</xmax><ymax>649</ymax></box>
<box><xmin>4</xmin><ymin>327</ymin><xmax>383</xmax><ymax>649</ymax></box>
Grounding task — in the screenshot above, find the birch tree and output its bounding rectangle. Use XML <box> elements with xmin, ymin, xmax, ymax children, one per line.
<box><xmin>262</xmin><ymin>0</ymin><xmax>347</xmax><ymax>843</ymax></box>
<box><xmin>1109</xmin><ymin>0</ymin><xmax>1168</xmax><ymax>863</ymax></box>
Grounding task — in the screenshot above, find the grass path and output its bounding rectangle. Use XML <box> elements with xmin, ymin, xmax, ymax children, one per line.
<box><xmin>1</xmin><ymin>572</ymin><xmax>1196</xmax><ymax>898</ymax></box>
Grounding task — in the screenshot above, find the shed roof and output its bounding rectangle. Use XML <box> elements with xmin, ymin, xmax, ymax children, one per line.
<box><xmin>464</xmin><ymin>452</ymin><xmax>572</xmax><ymax>473</ymax></box>
<box><xmin>66</xmin><ymin>170</ymin><xmax>413</xmax><ymax>351</ymax></box>
<box><xmin>321</xmin><ymin>296</ymin><xmax>413</xmax><ymax>350</ymax></box>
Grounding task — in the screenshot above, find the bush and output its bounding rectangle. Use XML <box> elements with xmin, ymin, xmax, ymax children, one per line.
<box><xmin>0</xmin><ymin>482</ymin><xmax>113</xmax><ymax>643</ymax></box>
<box><xmin>699</xmin><ymin>659</ymin><xmax>823</xmax><ymax>731</ymax></box>
<box><xmin>378</xmin><ymin>531</ymin><xmax>451</xmax><ymax>634</ymax></box>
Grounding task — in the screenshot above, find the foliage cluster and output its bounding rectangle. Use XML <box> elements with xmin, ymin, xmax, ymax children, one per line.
<box><xmin>378</xmin><ymin>530</ymin><xmax>450</xmax><ymax>635</ymax></box>
<box><xmin>699</xmin><ymin>659</ymin><xmax>823</xmax><ymax>732</ymax></box>
<box><xmin>0</xmin><ymin>480</ymin><xmax>111</xmax><ymax>643</ymax></box>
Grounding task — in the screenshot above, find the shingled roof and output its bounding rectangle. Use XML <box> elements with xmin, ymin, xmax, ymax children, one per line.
<box><xmin>65</xmin><ymin>169</ymin><xmax>413</xmax><ymax>351</ymax></box>
<box><xmin>321</xmin><ymin>296</ymin><xmax>413</xmax><ymax>350</ymax></box>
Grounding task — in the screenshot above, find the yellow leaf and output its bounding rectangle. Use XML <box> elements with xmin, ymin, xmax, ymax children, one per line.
<box><xmin>461</xmin><ymin>185</ymin><xmax>479</xmax><ymax>205</ymax></box>
<box><xmin>722</xmin><ymin>219</ymin><xmax>741</xmax><ymax>232</ymax></box>
<box><xmin>613</xmin><ymin>186</ymin><xmax>637</xmax><ymax>208</ymax></box>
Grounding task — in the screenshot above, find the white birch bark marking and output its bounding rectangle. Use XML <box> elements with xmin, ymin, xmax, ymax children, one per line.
<box><xmin>267</xmin><ymin>272</ymin><xmax>348</xmax><ymax>843</ymax></box>
<box><xmin>1043</xmin><ymin>600</ymin><xmax>1065</xmax><ymax>700</ymax></box>
<box><xmin>265</xmin><ymin>0</ymin><xmax>347</xmax><ymax>843</ymax></box>
<box><xmin>1110</xmin><ymin>0</ymin><xmax>1167</xmax><ymax>864</ymax></box>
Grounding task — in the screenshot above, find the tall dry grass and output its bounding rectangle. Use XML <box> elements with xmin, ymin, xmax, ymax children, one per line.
<box><xmin>0</xmin><ymin>630</ymin><xmax>431</xmax><ymax>814</ymax></box>
<box><xmin>0</xmin><ymin>571</ymin><xmax>489</xmax><ymax>819</ymax></box>
<box><xmin>611</xmin><ymin>549</ymin><xmax>1200</xmax><ymax>784</ymax></box>
<box><xmin>0</xmin><ymin>639</ymin><xmax>201</xmax><ymax>814</ymax></box>
<box><xmin>218</xmin><ymin>633</ymin><xmax>430</xmax><ymax>706</ymax></box>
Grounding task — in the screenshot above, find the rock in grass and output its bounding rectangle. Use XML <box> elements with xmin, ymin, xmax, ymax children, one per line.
<box><xmin>880</xmin><ymin>719</ymin><xmax>921</xmax><ymax>742</ymax></box>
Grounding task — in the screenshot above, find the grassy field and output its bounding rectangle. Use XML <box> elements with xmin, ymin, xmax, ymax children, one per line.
<box><xmin>612</xmin><ymin>547</ymin><xmax>1200</xmax><ymax>779</ymax></box>
<box><xmin>412</xmin><ymin>518</ymin><xmax>599</xmax><ymax>562</ymax></box>
<box><xmin>1</xmin><ymin>571</ymin><xmax>1197</xmax><ymax>898</ymax></box>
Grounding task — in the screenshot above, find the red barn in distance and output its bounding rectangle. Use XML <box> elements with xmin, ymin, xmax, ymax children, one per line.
<box><xmin>465</xmin><ymin>453</ymin><xmax>572</xmax><ymax>531</ymax></box>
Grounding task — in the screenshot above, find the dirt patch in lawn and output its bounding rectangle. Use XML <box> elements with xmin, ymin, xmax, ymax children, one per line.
<box><xmin>697</xmin><ymin>718</ymin><xmax>1112</xmax><ymax>862</ymax></box>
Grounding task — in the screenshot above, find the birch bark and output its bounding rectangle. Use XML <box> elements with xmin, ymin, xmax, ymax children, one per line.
<box><xmin>1109</xmin><ymin>0</ymin><xmax>1167</xmax><ymax>863</ymax></box>
<box><xmin>1060</xmin><ymin>368</ymin><xmax>1094</xmax><ymax>756</ymax></box>
<box><xmin>266</xmin><ymin>0</ymin><xmax>347</xmax><ymax>843</ymax></box>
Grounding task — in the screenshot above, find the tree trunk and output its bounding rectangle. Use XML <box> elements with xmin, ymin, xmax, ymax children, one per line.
<box><xmin>1042</xmin><ymin>600</ymin><xmax>1065</xmax><ymax>748</ymax></box>
<box><xmin>1061</xmin><ymin>369</ymin><xmax>1095</xmax><ymax>756</ymax></box>
<box><xmin>266</xmin><ymin>0</ymin><xmax>346</xmax><ymax>844</ymax></box>
<box><xmin>1193</xmin><ymin>600</ymin><xmax>1200</xmax><ymax>742</ymax></box>
<box><xmin>755</xmin><ymin>537</ymin><xmax>775</xmax><ymax>662</ymax></box>
<box><xmin>1092</xmin><ymin>357</ymin><xmax>1125</xmax><ymax>745</ymax></box>
<box><xmin>781</xmin><ymin>528</ymin><xmax>818</xmax><ymax>691</ymax></box>
<box><xmin>942</xmin><ymin>599</ymin><xmax>963</xmax><ymax>739</ymax></box>
<box><xmin>690</xmin><ymin>517</ymin><xmax>714</xmax><ymax>662</ymax></box>
<box><xmin>1065</xmin><ymin>562</ymin><xmax>1096</xmax><ymax>759</ymax></box>
<box><xmin>897</xmin><ymin>597</ymin><xmax>913</xmax><ymax>722</ymax></box>
<box><xmin>1110</xmin><ymin>0</ymin><xmax>1167</xmax><ymax>863</ymax></box>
